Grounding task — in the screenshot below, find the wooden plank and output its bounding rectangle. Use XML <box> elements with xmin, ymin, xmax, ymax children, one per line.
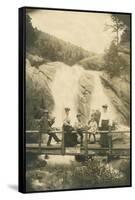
<box><xmin>26</xmin><ymin>144</ymin><xmax>61</xmax><ymax>149</ymax></box>
<box><xmin>65</xmin><ymin>147</ymin><xmax>80</xmax><ymax>154</ymax></box>
<box><xmin>26</xmin><ymin>130</ymin><xmax>62</xmax><ymax>134</ymax></box>
<box><xmin>26</xmin><ymin>144</ymin><xmax>130</xmax><ymax>155</ymax></box>
<box><xmin>26</xmin><ymin>143</ymin><xmax>130</xmax><ymax>149</ymax></box>
<box><xmin>107</xmin><ymin>130</ymin><xmax>130</xmax><ymax>134</ymax></box>
<box><xmin>26</xmin><ymin>130</ymin><xmax>130</xmax><ymax>134</ymax></box>
<box><xmin>26</xmin><ymin>130</ymin><xmax>39</xmax><ymax>133</ymax></box>
<box><xmin>26</xmin><ymin>148</ymin><xmax>130</xmax><ymax>156</ymax></box>
<box><xmin>97</xmin><ymin>130</ymin><xmax>130</xmax><ymax>134</ymax></box>
<box><xmin>26</xmin><ymin>145</ymin><xmax>130</xmax><ymax>157</ymax></box>
<box><xmin>26</xmin><ymin>149</ymin><xmax>62</xmax><ymax>155</ymax></box>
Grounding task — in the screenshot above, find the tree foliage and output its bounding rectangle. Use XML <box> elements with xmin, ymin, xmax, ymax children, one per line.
<box><xmin>26</xmin><ymin>14</ymin><xmax>90</xmax><ymax>65</ymax></box>
<box><xmin>26</xmin><ymin>15</ymin><xmax>37</xmax><ymax>48</ymax></box>
<box><xmin>103</xmin><ymin>41</ymin><xmax>128</xmax><ymax>77</ymax></box>
<box><xmin>104</xmin><ymin>14</ymin><xmax>130</xmax><ymax>77</ymax></box>
<box><xmin>104</xmin><ymin>14</ymin><xmax>130</xmax><ymax>45</ymax></box>
<box><xmin>104</xmin><ymin>41</ymin><xmax>119</xmax><ymax>76</ymax></box>
<box><xmin>104</xmin><ymin>14</ymin><xmax>125</xmax><ymax>46</ymax></box>
<box><xmin>111</xmin><ymin>14</ymin><xmax>131</xmax><ymax>44</ymax></box>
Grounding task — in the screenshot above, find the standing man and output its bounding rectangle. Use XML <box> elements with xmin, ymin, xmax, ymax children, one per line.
<box><xmin>74</xmin><ymin>113</ymin><xmax>84</xmax><ymax>146</ymax></box>
<box><xmin>99</xmin><ymin>104</ymin><xmax>112</xmax><ymax>147</ymax></box>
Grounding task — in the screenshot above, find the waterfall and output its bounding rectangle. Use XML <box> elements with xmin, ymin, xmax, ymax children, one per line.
<box><xmin>89</xmin><ymin>70</ymin><xmax>116</xmax><ymax>119</ymax></box>
<box><xmin>51</xmin><ymin>63</ymin><xmax>84</xmax><ymax>127</ymax></box>
<box><xmin>51</xmin><ymin>63</ymin><xmax>117</xmax><ymax>127</ymax></box>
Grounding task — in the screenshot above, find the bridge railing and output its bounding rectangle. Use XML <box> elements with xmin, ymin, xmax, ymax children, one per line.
<box><xmin>26</xmin><ymin>129</ymin><xmax>130</xmax><ymax>156</ymax></box>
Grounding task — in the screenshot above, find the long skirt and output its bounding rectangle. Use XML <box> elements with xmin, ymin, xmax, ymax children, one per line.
<box><xmin>100</xmin><ymin>120</ymin><xmax>110</xmax><ymax>147</ymax></box>
<box><xmin>63</xmin><ymin>125</ymin><xmax>78</xmax><ymax>147</ymax></box>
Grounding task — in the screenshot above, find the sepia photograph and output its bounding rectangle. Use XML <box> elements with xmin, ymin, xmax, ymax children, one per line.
<box><xmin>20</xmin><ymin>7</ymin><xmax>131</xmax><ymax>193</ymax></box>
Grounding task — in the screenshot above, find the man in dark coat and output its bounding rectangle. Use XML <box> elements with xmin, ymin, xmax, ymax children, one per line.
<box><xmin>39</xmin><ymin>109</ymin><xmax>49</xmax><ymax>133</ymax></box>
<box><xmin>47</xmin><ymin>116</ymin><xmax>61</xmax><ymax>146</ymax></box>
<box><xmin>39</xmin><ymin>110</ymin><xmax>61</xmax><ymax>146</ymax></box>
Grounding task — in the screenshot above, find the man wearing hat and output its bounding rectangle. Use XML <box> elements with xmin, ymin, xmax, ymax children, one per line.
<box><xmin>39</xmin><ymin>110</ymin><xmax>61</xmax><ymax>146</ymax></box>
<box><xmin>99</xmin><ymin>104</ymin><xmax>112</xmax><ymax>147</ymax></box>
<box><xmin>74</xmin><ymin>113</ymin><xmax>84</xmax><ymax>146</ymax></box>
<box><xmin>47</xmin><ymin>116</ymin><xmax>61</xmax><ymax>146</ymax></box>
<box><xmin>39</xmin><ymin>109</ymin><xmax>49</xmax><ymax>134</ymax></box>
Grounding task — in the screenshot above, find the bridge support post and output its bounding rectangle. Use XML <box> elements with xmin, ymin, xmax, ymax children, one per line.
<box><xmin>108</xmin><ymin>130</ymin><xmax>113</xmax><ymax>161</ymax></box>
<box><xmin>39</xmin><ymin>109</ymin><xmax>49</xmax><ymax>153</ymax></box>
<box><xmin>84</xmin><ymin>131</ymin><xmax>88</xmax><ymax>158</ymax></box>
<box><xmin>61</xmin><ymin>130</ymin><xmax>65</xmax><ymax>155</ymax></box>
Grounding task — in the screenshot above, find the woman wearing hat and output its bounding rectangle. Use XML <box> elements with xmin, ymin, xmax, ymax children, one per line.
<box><xmin>63</xmin><ymin>107</ymin><xmax>71</xmax><ymax>127</ymax></box>
<box><xmin>63</xmin><ymin>107</ymin><xmax>77</xmax><ymax>147</ymax></box>
<box><xmin>99</xmin><ymin>104</ymin><xmax>112</xmax><ymax>128</ymax></box>
<box><xmin>99</xmin><ymin>104</ymin><xmax>112</xmax><ymax>147</ymax></box>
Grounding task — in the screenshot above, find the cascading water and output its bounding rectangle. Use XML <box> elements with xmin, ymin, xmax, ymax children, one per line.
<box><xmin>89</xmin><ymin>71</ymin><xmax>117</xmax><ymax>120</ymax></box>
<box><xmin>51</xmin><ymin>63</ymin><xmax>84</xmax><ymax>127</ymax></box>
<box><xmin>42</xmin><ymin>63</ymin><xmax>129</xmax><ymax>164</ymax></box>
<box><xmin>51</xmin><ymin>63</ymin><xmax>117</xmax><ymax>127</ymax></box>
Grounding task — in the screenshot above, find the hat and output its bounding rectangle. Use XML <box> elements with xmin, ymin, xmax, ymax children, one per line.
<box><xmin>51</xmin><ymin>116</ymin><xmax>56</xmax><ymax>121</ymax></box>
<box><xmin>76</xmin><ymin>113</ymin><xmax>81</xmax><ymax>117</ymax></box>
<box><xmin>65</xmin><ymin>107</ymin><xmax>70</xmax><ymax>111</ymax></box>
<box><xmin>48</xmin><ymin>116</ymin><xmax>55</xmax><ymax>121</ymax></box>
<box><xmin>102</xmin><ymin>104</ymin><xmax>108</xmax><ymax>108</ymax></box>
<box><xmin>43</xmin><ymin>109</ymin><xmax>49</xmax><ymax>113</ymax></box>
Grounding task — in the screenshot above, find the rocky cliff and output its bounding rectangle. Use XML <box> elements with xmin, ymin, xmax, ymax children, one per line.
<box><xmin>26</xmin><ymin>53</ymin><xmax>130</xmax><ymax>129</ymax></box>
<box><xmin>101</xmin><ymin>74</ymin><xmax>130</xmax><ymax>125</ymax></box>
<box><xmin>26</xmin><ymin>58</ymin><xmax>56</xmax><ymax>129</ymax></box>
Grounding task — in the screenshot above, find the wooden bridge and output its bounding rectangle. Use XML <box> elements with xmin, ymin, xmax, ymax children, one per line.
<box><xmin>26</xmin><ymin>129</ymin><xmax>130</xmax><ymax>159</ymax></box>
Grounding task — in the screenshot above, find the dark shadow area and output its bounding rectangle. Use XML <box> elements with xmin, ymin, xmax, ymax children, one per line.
<box><xmin>8</xmin><ymin>184</ymin><xmax>18</xmax><ymax>191</ymax></box>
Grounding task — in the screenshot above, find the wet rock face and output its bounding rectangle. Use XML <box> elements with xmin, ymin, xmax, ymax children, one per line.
<box><xmin>26</xmin><ymin>59</ymin><xmax>94</xmax><ymax>128</ymax></box>
<box><xmin>77</xmin><ymin>73</ymin><xmax>94</xmax><ymax>124</ymax></box>
<box><xmin>78</xmin><ymin>54</ymin><xmax>104</xmax><ymax>71</ymax></box>
<box><xmin>26</xmin><ymin>59</ymin><xmax>56</xmax><ymax>129</ymax></box>
<box><xmin>26</xmin><ymin>57</ymin><xmax>130</xmax><ymax>129</ymax></box>
<box><xmin>101</xmin><ymin>74</ymin><xmax>130</xmax><ymax>125</ymax></box>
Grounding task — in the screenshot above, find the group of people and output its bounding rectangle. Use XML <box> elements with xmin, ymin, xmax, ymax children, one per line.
<box><xmin>39</xmin><ymin>104</ymin><xmax>113</xmax><ymax>147</ymax></box>
<box><xmin>62</xmin><ymin>107</ymin><xmax>98</xmax><ymax>147</ymax></box>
